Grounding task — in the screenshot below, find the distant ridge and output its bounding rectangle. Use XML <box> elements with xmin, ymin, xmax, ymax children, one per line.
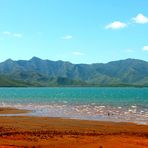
<box><xmin>0</xmin><ymin>57</ymin><xmax>148</xmax><ymax>87</ymax></box>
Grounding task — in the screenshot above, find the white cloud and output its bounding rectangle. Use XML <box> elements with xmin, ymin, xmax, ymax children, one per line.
<box><xmin>105</xmin><ymin>21</ymin><xmax>127</xmax><ymax>29</ymax></box>
<box><xmin>132</xmin><ymin>13</ymin><xmax>148</xmax><ymax>24</ymax></box>
<box><xmin>62</xmin><ymin>35</ymin><xmax>72</xmax><ymax>40</ymax></box>
<box><xmin>125</xmin><ymin>49</ymin><xmax>134</xmax><ymax>53</ymax></box>
<box><xmin>72</xmin><ymin>51</ymin><xmax>84</xmax><ymax>56</ymax></box>
<box><xmin>3</xmin><ymin>31</ymin><xmax>11</xmax><ymax>35</ymax></box>
<box><xmin>13</xmin><ymin>33</ymin><xmax>22</xmax><ymax>38</ymax></box>
<box><xmin>143</xmin><ymin>46</ymin><xmax>148</xmax><ymax>51</ymax></box>
<box><xmin>3</xmin><ymin>31</ymin><xmax>23</xmax><ymax>38</ymax></box>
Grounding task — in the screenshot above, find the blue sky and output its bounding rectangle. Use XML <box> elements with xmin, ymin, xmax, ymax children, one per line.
<box><xmin>0</xmin><ymin>0</ymin><xmax>148</xmax><ymax>63</ymax></box>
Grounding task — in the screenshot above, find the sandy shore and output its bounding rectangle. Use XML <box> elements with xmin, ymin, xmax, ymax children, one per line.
<box><xmin>0</xmin><ymin>108</ymin><xmax>148</xmax><ymax>148</ymax></box>
<box><xmin>0</xmin><ymin>107</ymin><xmax>30</xmax><ymax>114</ymax></box>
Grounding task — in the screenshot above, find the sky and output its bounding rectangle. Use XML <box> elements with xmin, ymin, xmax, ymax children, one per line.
<box><xmin>0</xmin><ymin>0</ymin><xmax>148</xmax><ymax>64</ymax></box>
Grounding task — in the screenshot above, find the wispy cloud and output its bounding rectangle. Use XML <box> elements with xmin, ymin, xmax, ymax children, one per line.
<box><xmin>13</xmin><ymin>33</ymin><xmax>22</xmax><ymax>38</ymax></box>
<box><xmin>3</xmin><ymin>31</ymin><xmax>11</xmax><ymax>35</ymax></box>
<box><xmin>2</xmin><ymin>31</ymin><xmax>22</xmax><ymax>38</ymax></box>
<box><xmin>72</xmin><ymin>51</ymin><xmax>84</xmax><ymax>56</ymax></box>
<box><xmin>143</xmin><ymin>46</ymin><xmax>148</xmax><ymax>51</ymax></box>
<box><xmin>105</xmin><ymin>21</ymin><xmax>127</xmax><ymax>29</ymax></box>
<box><xmin>125</xmin><ymin>49</ymin><xmax>134</xmax><ymax>53</ymax></box>
<box><xmin>62</xmin><ymin>35</ymin><xmax>72</xmax><ymax>40</ymax></box>
<box><xmin>132</xmin><ymin>13</ymin><xmax>148</xmax><ymax>24</ymax></box>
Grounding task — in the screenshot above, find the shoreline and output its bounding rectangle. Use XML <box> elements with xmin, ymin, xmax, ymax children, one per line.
<box><xmin>0</xmin><ymin>107</ymin><xmax>30</xmax><ymax>114</ymax></box>
<box><xmin>0</xmin><ymin>108</ymin><xmax>148</xmax><ymax>147</ymax></box>
<box><xmin>0</xmin><ymin>107</ymin><xmax>147</xmax><ymax>125</ymax></box>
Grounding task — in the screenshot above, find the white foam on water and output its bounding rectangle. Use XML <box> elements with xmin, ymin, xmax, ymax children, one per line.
<box><xmin>0</xmin><ymin>102</ymin><xmax>148</xmax><ymax>125</ymax></box>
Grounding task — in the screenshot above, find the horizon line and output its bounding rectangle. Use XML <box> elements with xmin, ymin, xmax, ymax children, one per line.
<box><xmin>0</xmin><ymin>56</ymin><xmax>147</xmax><ymax>65</ymax></box>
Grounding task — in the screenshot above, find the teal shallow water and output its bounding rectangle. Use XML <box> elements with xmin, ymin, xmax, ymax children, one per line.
<box><xmin>0</xmin><ymin>87</ymin><xmax>148</xmax><ymax>124</ymax></box>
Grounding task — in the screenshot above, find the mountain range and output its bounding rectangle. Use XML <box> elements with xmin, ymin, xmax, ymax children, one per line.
<box><xmin>0</xmin><ymin>57</ymin><xmax>148</xmax><ymax>87</ymax></box>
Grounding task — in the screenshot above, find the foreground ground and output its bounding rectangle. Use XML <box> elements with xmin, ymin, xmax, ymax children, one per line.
<box><xmin>0</xmin><ymin>108</ymin><xmax>148</xmax><ymax>148</ymax></box>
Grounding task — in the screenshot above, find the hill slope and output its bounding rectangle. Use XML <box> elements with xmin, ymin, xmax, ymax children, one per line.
<box><xmin>0</xmin><ymin>57</ymin><xmax>148</xmax><ymax>86</ymax></box>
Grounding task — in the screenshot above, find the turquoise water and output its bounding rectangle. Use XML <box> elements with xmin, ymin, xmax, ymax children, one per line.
<box><xmin>0</xmin><ymin>87</ymin><xmax>148</xmax><ymax>124</ymax></box>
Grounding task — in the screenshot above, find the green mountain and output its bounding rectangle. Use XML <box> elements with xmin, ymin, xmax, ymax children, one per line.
<box><xmin>0</xmin><ymin>57</ymin><xmax>148</xmax><ymax>87</ymax></box>
<box><xmin>0</xmin><ymin>75</ymin><xmax>32</xmax><ymax>87</ymax></box>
